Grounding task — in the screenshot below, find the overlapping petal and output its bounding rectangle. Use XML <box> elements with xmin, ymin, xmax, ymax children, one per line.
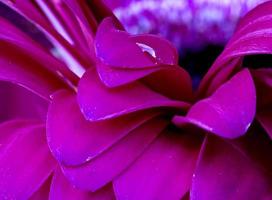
<box><xmin>198</xmin><ymin>1</ymin><xmax>272</xmax><ymax>97</ymax></box>
<box><xmin>95</xmin><ymin>17</ymin><xmax>155</xmax><ymax>69</ymax></box>
<box><xmin>0</xmin><ymin>82</ymin><xmax>48</xmax><ymax>122</ymax></box>
<box><xmin>0</xmin><ymin>120</ymin><xmax>56</xmax><ymax>199</ymax></box>
<box><xmin>49</xmin><ymin>168</ymin><xmax>115</xmax><ymax>200</ymax></box>
<box><xmin>173</xmin><ymin>69</ymin><xmax>256</xmax><ymax>139</ymax></box>
<box><xmin>29</xmin><ymin>177</ymin><xmax>52</xmax><ymax>200</ymax></box>
<box><xmin>0</xmin><ymin>17</ymin><xmax>73</xmax><ymax>99</ymax></box>
<box><xmin>191</xmin><ymin>129</ymin><xmax>272</xmax><ymax>200</ymax></box>
<box><xmin>114</xmin><ymin>129</ymin><xmax>202</xmax><ymax>200</ymax></box>
<box><xmin>62</xmin><ymin>117</ymin><xmax>168</xmax><ymax>191</ymax></box>
<box><xmin>251</xmin><ymin>68</ymin><xmax>272</xmax><ymax>139</ymax></box>
<box><xmin>47</xmin><ymin>90</ymin><xmax>161</xmax><ymax>166</ymax></box>
<box><xmin>77</xmin><ymin>68</ymin><xmax>189</xmax><ymax>121</ymax></box>
<box><xmin>95</xmin><ymin>17</ymin><xmax>183</xmax><ymax>88</ymax></box>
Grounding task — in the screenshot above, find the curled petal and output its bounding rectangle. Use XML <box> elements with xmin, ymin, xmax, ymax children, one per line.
<box><xmin>235</xmin><ymin>1</ymin><xmax>272</xmax><ymax>32</ymax></box>
<box><xmin>95</xmin><ymin>60</ymin><xmax>164</xmax><ymax>87</ymax></box>
<box><xmin>49</xmin><ymin>167</ymin><xmax>115</xmax><ymax>200</ymax></box>
<box><xmin>77</xmin><ymin>68</ymin><xmax>189</xmax><ymax>121</ymax></box>
<box><xmin>0</xmin><ymin>120</ymin><xmax>56</xmax><ymax>199</ymax></box>
<box><xmin>62</xmin><ymin>117</ymin><xmax>168</xmax><ymax>191</ymax></box>
<box><xmin>0</xmin><ymin>17</ymin><xmax>71</xmax><ymax>99</ymax></box>
<box><xmin>0</xmin><ymin>4</ymin><xmax>79</xmax><ymax>83</ymax></box>
<box><xmin>114</xmin><ymin>129</ymin><xmax>202</xmax><ymax>200</ymax></box>
<box><xmin>47</xmin><ymin>90</ymin><xmax>160</xmax><ymax>166</ymax></box>
<box><xmin>95</xmin><ymin>17</ymin><xmax>178</xmax><ymax>69</ymax></box>
<box><xmin>97</xmin><ymin>61</ymin><xmax>193</xmax><ymax>102</ymax></box>
<box><xmin>95</xmin><ymin>17</ymin><xmax>154</xmax><ymax>68</ymax></box>
<box><xmin>191</xmin><ymin>131</ymin><xmax>272</xmax><ymax>200</ymax></box>
<box><xmin>198</xmin><ymin>1</ymin><xmax>272</xmax><ymax>97</ymax></box>
<box><xmin>174</xmin><ymin>69</ymin><xmax>256</xmax><ymax>139</ymax></box>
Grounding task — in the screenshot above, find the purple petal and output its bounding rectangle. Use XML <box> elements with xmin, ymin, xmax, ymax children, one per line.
<box><xmin>251</xmin><ymin>69</ymin><xmax>272</xmax><ymax>139</ymax></box>
<box><xmin>141</xmin><ymin>67</ymin><xmax>193</xmax><ymax>102</ymax></box>
<box><xmin>29</xmin><ymin>176</ymin><xmax>52</xmax><ymax>200</ymax></box>
<box><xmin>191</xmin><ymin>130</ymin><xmax>272</xmax><ymax>200</ymax></box>
<box><xmin>77</xmin><ymin>68</ymin><xmax>189</xmax><ymax>121</ymax></box>
<box><xmin>174</xmin><ymin>69</ymin><xmax>256</xmax><ymax>139</ymax></box>
<box><xmin>0</xmin><ymin>120</ymin><xmax>56</xmax><ymax>199</ymax></box>
<box><xmin>197</xmin><ymin>58</ymin><xmax>242</xmax><ymax>98</ymax></box>
<box><xmin>62</xmin><ymin>0</ymin><xmax>98</xmax><ymax>32</ymax></box>
<box><xmin>198</xmin><ymin>1</ymin><xmax>272</xmax><ymax>97</ymax></box>
<box><xmin>47</xmin><ymin>90</ymin><xmax>160</xmax><ymax>166</ymax></box>
<box><xmin>113</xmin><ymin>129</ymin><xmax>202</xmax><ymax>200</ymax></box>
<box><xmin>1</xmin><ymin>1</ymin><xmax>92</xmax><ymax>79</ymax></box>
<box><xmin>95</xmin><ymin>17</ymin><xmax>156</xmax><ymax>69</ymax></box>
<box><xmin>257</xmin><ymin>110</ymin><xmax>272</xmax><ymax>139</ymax></box>
<box><xmin>62</xmin><ymin>117</ymin><xmax>168</xmax><ymax>191</ymax></box>
<box><xmin>0</xmin><ymin>82</ymin><xmax>48</xmax><ymax>122</ymax></box>
<box><xmin>96</xmin><ymin>62</ymin><xmax>193</xmax><ymax>102</ymax></box>
<box><xmin>95</xmin><ymin>20</ymin><xmax>181</xmax><ymax>88</ymax></box>
<box><xmin>0</xmin><ymin>18</ymin><xmax>70</xmax><ymax>99</ymax></box>
<box><xmin>251</xmin><ymin>68</ymin><xmax>272</xmax><ymax>109</ymax></box>
<box><xmin>49</xmin><ymin>167</ymin><xmax>115</xmax><ymax>200</ymax></box>
<box><xmin>235</xmin><ymin>1</ymin><xmax>272</xmax><ymax>32</ymax></box>
<box><xmin>95</xmin><ymin>60</ymin><xmax>166</xmax><ymax>87</ymax></box>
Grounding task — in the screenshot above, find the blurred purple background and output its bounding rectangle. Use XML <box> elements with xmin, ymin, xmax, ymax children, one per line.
<box><xmin>104</xmin><ymin>0</ymin><xmax>267</xmax><ymax>51</ymax></box>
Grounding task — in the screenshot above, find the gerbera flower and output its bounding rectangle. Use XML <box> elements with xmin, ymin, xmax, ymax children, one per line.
<box><xmin>0</xmin><ymin>0</ymin><xmax>271</xmax><ymax>200</ymax></box>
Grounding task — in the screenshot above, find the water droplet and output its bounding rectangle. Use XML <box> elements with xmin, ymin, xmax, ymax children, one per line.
<box><xmin>136</xmin><ymin>42</ymin><xmax>156</xmax><ymax>58</ymax></box>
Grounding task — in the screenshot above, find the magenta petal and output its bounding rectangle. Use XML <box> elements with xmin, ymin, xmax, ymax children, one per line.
<box><xmin>191</xmin><ymin>133</ymin><xmax>272</xmax><ymax>200</ymax></box>
<box><xmin>0</xmin><ymin>19</ymin><xmax>69</xmax><ymax>99</ymax></box>
<box><xmin>29</xmin><ymin>176</ymin><xmax>52</xmax><ymax>200</ymax></box>
<box><xmin>0</xmin><ymin>120</ymin><xmax>56</xmax><ymax>199</ymax></box>
<box><xmin>62</xmin><ymin>0</ymin><xmax>98</xmax><ymax>32</ymax></box>
<box><xmin>96</xmin><ymin>62</ymin><xmax>193</xmax><ymax>101</ymax></box>
<box><xmin>95</xmin><ymin>17</ymin><xmax>155</xmax><ymax>69</ymax></box>
<box><xmin>113</xmin><ymin>129</ymin><xmax>202</xmax><ymax>200</ymax></box>
<box><xmin>47</xmin><ymin>90</ymin><xmax>160</xmax><ymax>166</ymax></box>
<box><xmin>96</xmin><ymin>60</ymin><xmax>166</xmax><ymax>87</ymax></box>
<box><xmin>77</xmin><ymin>68</ymin><xmax>189</xmax><ymax>121</ymax></box>
<box><xmin>197</xmin><ymin>58</ymin><xmax>242</xmax><ymax>98</ymax></box>
<box><xmin>235</xmin><ymin>1</ymin><xmax>272</xmax><ymax>33</ymax></box>
<box><xmin>198</xmin><ymin>1</ymin><xmax>272</xmax><ymax>97</ymax></box>
<box><xmin>62</xmin><ymin>117</ymin><xmax>168</xmax><ymax>191</ymax></box>
<box><xmin>251</xmin><ymin>68</ymin><xmax>272</xmax><ymax>109</ymax></box>
<box><xmin>251</xmin><ymin>69</ymin><xmax>272</xmax><ymax>139</ymax></box>
<box><xmin>174</xmin><ymin>69</ymin><xmax>256</xmax><ymax>138</ymax></box>
<box><xmin>50</xmin><ymin>167</ymin><xmax>115</xmax><ymax>200</ymax></box>
<box><xmin>142</xmin><ymin>67</ymin><xmax>193</xmax><ymax>102</ymax></box>
<box><xmin>257</xmin><ymin>110</ymin><xmax>272</xmax><ymax>139</ymax></box>
<box><xmin>0</xmin><ymin>82</ymin><xmax>48</xmax><ymax>122</ymax></box>
<box><xmin>0</xmin><ymin>44</ymin><xmax>66</xmax><ymax>100</ymax></box>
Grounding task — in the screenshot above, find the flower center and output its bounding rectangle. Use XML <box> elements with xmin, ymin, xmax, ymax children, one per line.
<box><xmin>179</xmin><ymin>45</ymin><xmax>224</xmax><ymax>89</ymax></box>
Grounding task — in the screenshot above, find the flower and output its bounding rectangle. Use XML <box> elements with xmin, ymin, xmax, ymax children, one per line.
<box><xmin>0</xmin><ymin>0</ymin><xmax>272</xmax><ymax>200</ymax></box>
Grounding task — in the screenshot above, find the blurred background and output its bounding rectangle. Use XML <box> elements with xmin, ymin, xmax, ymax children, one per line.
<box><xmin>103</xmin><ymin>0</ymin><xmax>268</xmax><ymax>85</ymax></box>
<box><xmin>104</xmin><ymin>0</ymin><xmax>267</xmax><ymax>51</ymax></box>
